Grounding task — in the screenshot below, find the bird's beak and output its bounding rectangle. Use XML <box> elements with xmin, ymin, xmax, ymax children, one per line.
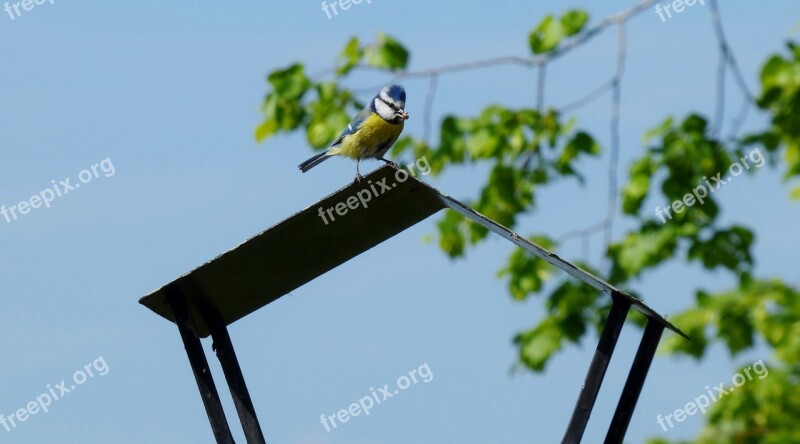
<box><xmin>398</xmin><ymin>110</ymin><xmax>409</xmax><ymax>120</ymax></box>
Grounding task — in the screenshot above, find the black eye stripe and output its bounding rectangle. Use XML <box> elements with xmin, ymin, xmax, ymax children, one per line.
<box><xmin>378</xmin><ymin>98</ymin><xmax>398</xmax><ymax>110</ymax></box>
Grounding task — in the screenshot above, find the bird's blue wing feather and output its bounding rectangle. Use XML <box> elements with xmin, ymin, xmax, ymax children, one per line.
<box><xmin>331</xmin><ymin>106</ymin><xmax>373</xmax><ymax>147</ymax></box>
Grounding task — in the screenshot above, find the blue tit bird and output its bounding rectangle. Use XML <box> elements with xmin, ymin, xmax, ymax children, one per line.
<box><xmin>298</xmin><ymin>84</ymin><xmax>409</xmax><ymax>180</ymax></box>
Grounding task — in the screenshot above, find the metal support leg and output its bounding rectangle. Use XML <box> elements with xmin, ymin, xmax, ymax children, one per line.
<box><xmin>209</xmin><ymin>319</ymin><xmax>267</xmax><ymax>444</ymax></box>
<box><xmin>166</xmin><ymin>287</ymin><xmax>236</xmax><ymax>444</ymax></box>
<box><xmin>562</xmin><ymin>297</ymin><xmax>631</xmax><ymax>444</ymax></box>
<box><xmin>604</xmin><ymin>320</ymin><xmax>665</xmax><ymax>444</ymax></box>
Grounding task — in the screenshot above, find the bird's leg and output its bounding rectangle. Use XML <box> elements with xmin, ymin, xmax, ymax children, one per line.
<box><xmin>354</xmin><ymin>160</ymin><xmax>363</xmax><ymax>182</ymax></box>
<box><xmin>379</xmin><ymin>157</ymin><xmax>399</xmax><ymax>168</ymax></box>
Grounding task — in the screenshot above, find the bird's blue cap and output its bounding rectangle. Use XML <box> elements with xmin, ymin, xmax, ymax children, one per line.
<box><xmin>383</xmin><ymin>84</ymin><xmax>406</xmax><ymax>104</ymax></box>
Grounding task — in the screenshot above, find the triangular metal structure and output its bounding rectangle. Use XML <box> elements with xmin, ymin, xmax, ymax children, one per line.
<box><xmin>140</xmin><ymin>165</ymin><xmax>688</xmax><ymax>444</ymax></box>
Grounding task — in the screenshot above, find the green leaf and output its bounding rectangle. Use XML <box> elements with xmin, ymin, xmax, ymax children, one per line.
<box><xmin>438</xmin><ymin>115</ymin><xmax>468</xmax><ymax>165</ymax></box>
<box><xmin>529</xmin><ymin>10</ymin><xmax>588</xmax><ymax>54</ymax></box>
<box><xmin>568</xmin><ymin>131</ymin><xmax>600</xmax><ymax>154</ymax></box>
<box><xmin>622</xmin><ymin>157</ymin><xmax>655</xmax><ymax>215</ymax></box>
<box><xmin>514</xmin><ymin>318</ymin><xmax>563</xmax><ymax>372</ymax></box>
<box><xmin>254</xmin><ymin>118</ymin><xmax>278</xmax><ymax>142</ymax></box>
<box><xmin>643</xmin><ymin>117</ymin><xmax>674</xmax><ymax>143</ymax></box>
<box><xmin>560</xmin><ymin>10</ymin><xmax>589</xmax><ymax>37</ymax></box>
<box><xmin>623</xmin><ymin>174</ymin><xmax>650</xmax><ymax>215</ymax></box>
<box><xmin>255</xmin><ymin>64</ymin><xmax>312</xmax><ymax>143</ymax></box>
<box><xmin>306</xmin><ymin>110</ymin><xmax>349</xmax><ymax>148</ymax></box>
<box><xmin>529</xmin><ymin>15</ymin><xmax>563</xmax><ymax>54</ymax></box>
<box><xmin>474</xmin><ymin>163</ymin><xmax>534</xmax><ymax>228</ymax></box>
<box><xmin>687</xmin><ymin>226</ymin><xmax>754</xmax><ymax>272</ymax></box>
<box><xmin>608</xmin><ymin>225</ymin><xmax>677</xmax><ymax>281</ymax></box>
<box><xmin>791</xmin><ymin>184</ymin><xmax>800</xmax><ymax>200</ymax></box>
<box><xmin>303</xmin><ymin>83</ymin><xmax>354</xmax><ymax>148</ymax></box>
<box><xmin>267</xmin><ymin>64</ymin><xmax>311</xmax><ymax>99</ymax></box>
<box><xmin>437</xmin><ymin>209</ymin><xmax>468</xmax><ymax>258</ymax></box>
<box><xmin>659</xmin><ymin>308</ymin><xmax>710</xmax><ymax>358</ymax></box>
<box><xmin>365</xmin><ymin>33</ymin><xmax>409</xmax><ymax>70</ymax></box>
<box><xmin>336</xmin><ymin>37</ymin><xmax>363</xmax><ymax>76</ymax></box>
<box><xmin>760</xmin><ymin>55</ymin><xmax>793</xmax><ymax>90</ymax></box>
<box><xmin>255</xmin><ymin>91</ymin><xmax>307</xmax><ymax>143</ymax></box>
<box><xmin>498</xmin><ymin>238</ymin><xmax>554</xmax><ymax>300</ymax></box>
<box><xmin>716</xmin><ymin>298</ymin><xmax>755</xmax><ymax>354</ymax></box>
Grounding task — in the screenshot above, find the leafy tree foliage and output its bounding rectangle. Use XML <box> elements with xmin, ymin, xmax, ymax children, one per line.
<box><xmin>255</xmin><ymin>8</ymin><xmax>800</xmax><ymax>443</ymax></box>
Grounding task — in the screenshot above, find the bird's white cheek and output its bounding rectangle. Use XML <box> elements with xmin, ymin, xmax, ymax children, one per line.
<box><xmin>374</xmin><ymin>100</ymin><xmax>395</xmax><ymax>121</ymax></box>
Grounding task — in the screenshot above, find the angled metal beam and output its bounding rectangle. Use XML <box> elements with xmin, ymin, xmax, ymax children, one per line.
<box><xmin>430</xmin><ymin>189</ymin><xmax>688</xmax><ymax>340</ymax></box>
<box><xmin>209</xmin><ymin>317</ymin><xmax>267</xmax><ymax>444</ymax></box>
<box><xmin>604</xmin><ymin>320</ymin><xmax>665</xmax><ymax>444</ymax></box>
<box><xmin>166</xmin><ymin>286</ymin><xmax>235</xmax><ymax>444</ymax></box>
<box><xmin>140</xmin><ymin>166</ymin><xmax>443</xmax><ymax>338</ymax></box>
<box><xmin>141</xmin><ymin>166</ymin><xmax>687</xmax><ymax>341</ymax></box>
<box><xmin>562</xmin><ymin>297</ymin><xmax>631</xmax><ymax>444</ymax></box>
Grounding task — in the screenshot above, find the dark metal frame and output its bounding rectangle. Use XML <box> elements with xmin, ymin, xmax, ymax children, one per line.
<box><xmin>166</xmin><ymin>285</ymin><xmax>266</xmax><ymax>444</ymax></box>
<box><xmin>142</xmin><ymin>166</ymin><xmax>687</xmax><ymax>444</ymax></box>
<box><xmin>559</xmin><ymin>295</ymin><xmax>666</xmax><ymax>444</ymax></box>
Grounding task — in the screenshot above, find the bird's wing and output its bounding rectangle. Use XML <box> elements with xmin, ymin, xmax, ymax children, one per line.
<box><xmin>331</xmin><ymin>106</ymin><xmax>373</xmax><ymax>147</ymax></box>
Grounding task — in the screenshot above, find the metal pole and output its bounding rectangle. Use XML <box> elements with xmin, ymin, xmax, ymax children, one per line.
<box><xmin>166</xmin><ymin>287</ymin><xmax>236</xmax><ymax>444</ymax></box>
<box><xmin>209</xmin><ymin>318</ymin><xmax>267</xmax><ymax>444</ymax></box>
<box><xmin>604</xmin><ymin>320</ymin><xmax>665</xmax><ymax>444</ymax></box>
<box><xmin>562</xmin><ymin>296</ymin><xmax>631</xmax><ymax>444</ymax></box>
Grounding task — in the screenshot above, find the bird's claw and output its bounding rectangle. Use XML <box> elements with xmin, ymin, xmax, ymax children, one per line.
<box><xmin>380</xmin><ymin>158</ymin><xmax>399</xmax><ymax>168</ymax></box>
<box><xmin>354</xmin><ymin>174</ymin><xmax>364</xmax><ymax>183</ymax></box>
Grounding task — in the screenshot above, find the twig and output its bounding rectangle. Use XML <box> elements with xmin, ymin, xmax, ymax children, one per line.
<box><xmin>709</xmin><ymin>0</ymin><xmax>755</xmax><ymax>140</ymax></box>
<box><xmin>537</xmin><ymin>65</ymin><xmax>547</xmax><ymax>111</ymax></box>
<box><xmin>423</xmin><ymin>74</ymin><xmax>438</xmax><ymax>145</ymax></box>
<box><xmin>559</xmin><ymin>23</ymin><xmax>627</xmax><ymax>268</ymax></box>
<box><xmin>604</xmin><ymin>23</ymin><xmax>627</xmax><ymax>263</ymax></box>
<box><xmin>558</xmin><ymin>79</ymin><xmax>615</xmax><ymax>114</ymax></box>
<box><xmin>341</xmin><ymin>0</ymin><xmax>658</xmax><ymax>93</ymax></box>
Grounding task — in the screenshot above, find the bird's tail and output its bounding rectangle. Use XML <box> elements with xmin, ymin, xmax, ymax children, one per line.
<box><xmin>298</xmin><ymin>150</ymin><xmax>332</xmax><ymax>173</ymax></box>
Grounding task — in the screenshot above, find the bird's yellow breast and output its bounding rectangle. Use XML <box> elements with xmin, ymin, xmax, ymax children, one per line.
<box><xmin>333</xmin><ymin>114</ymin><xmax>404</xmax><ymax>159</ymax></box>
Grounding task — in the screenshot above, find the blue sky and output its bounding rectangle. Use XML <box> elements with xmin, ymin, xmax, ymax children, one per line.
<box><xmin>1</xmin><ymin>1</ymin><xmax>799</xmax><ymax>443</ymax></box>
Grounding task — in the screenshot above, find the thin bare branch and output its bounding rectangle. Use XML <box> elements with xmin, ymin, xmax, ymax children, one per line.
<box><xmin>537</xmin><ymin>65</ymin><xmax>547</xmax><ymax>111</ymax></box>
<box><xmin>605</xmin><ymin>23</ymin><xmax>627</xmax><ymax>253</ymax></box>
<box><xmin>423</xmin><ymin>74</ymin><xmax>438</xmax><ymax>144</ymax></box>
<box><xmin>558</xmin><ymin>79</ymin><xmax>615</xmax><ymax>114</ymax></box>
<box><xmin>709</xmin><ymin>0</ymin><xmax>755</xmax><ymax>139</ymax></box>
<box><xmin>342</xmin><ymin>0</ymin><xmax>658</xmax><ymax>93</ymax></box>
